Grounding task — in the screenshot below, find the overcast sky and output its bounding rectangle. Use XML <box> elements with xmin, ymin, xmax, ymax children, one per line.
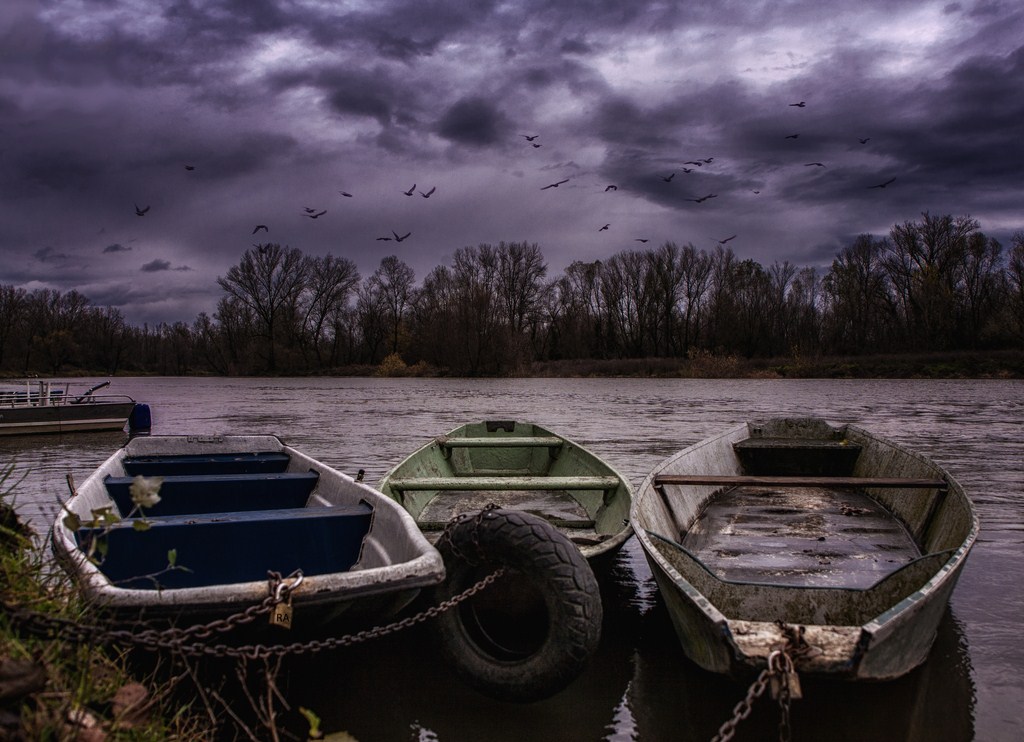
<box><xmin>2</xmin><ymin>0</ymin><xmax>1022</xmax><ymax>326</ymax></box>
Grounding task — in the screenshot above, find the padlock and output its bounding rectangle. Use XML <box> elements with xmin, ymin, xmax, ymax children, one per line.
<box><xmin>785</xmin><ymin>667</ymin><xmax>802</xmax><ymax>700</ymax></box>
<box><xmin>270</xmin><ymin>594</ymin><xmax>293</xmax><ymax>629</ymax></box>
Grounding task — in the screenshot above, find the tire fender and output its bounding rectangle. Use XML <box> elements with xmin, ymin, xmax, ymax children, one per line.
<box><xmin>431</xmin><ymin>507</ymin><xmax>602</xmax><ymax>703</ymax></box>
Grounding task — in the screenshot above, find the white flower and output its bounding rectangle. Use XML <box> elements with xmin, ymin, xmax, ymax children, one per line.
<box><xmin>129</xmin><ymin>475</ymin><xmax>163</xmax><ymax>509</ymax></box>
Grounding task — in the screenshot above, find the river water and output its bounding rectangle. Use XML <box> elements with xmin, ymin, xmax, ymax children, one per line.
<box><xmin>2</xmin><ymin>376</ymin><xmax>1022</xmax><ymax>741</ymax></box>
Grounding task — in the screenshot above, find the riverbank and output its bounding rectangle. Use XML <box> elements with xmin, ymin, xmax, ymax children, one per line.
<box><xmin>0</xmin><ymin>480</ymin><xmax>215</xmax><ymax>741</ymax></box>
<box><xmin>525</xmin><ymin>350</ymin><xmax>1024</xmax><ymax>379</ymax></box>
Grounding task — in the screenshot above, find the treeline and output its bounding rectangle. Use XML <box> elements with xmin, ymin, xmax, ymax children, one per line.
<box><xmin>1</xmin><ymin>212</ymin><xmax>1022</xmax><ymax>377</ymax></box>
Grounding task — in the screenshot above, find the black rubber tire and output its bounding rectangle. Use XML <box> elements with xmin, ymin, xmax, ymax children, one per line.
<box><xmin>430</xmin><ymin>507</ymin><xmax>602</xmax><ymax>703</ymax></box>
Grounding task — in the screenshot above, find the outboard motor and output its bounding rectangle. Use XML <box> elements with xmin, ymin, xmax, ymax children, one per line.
<box><xmin>128</xmin><ymin>403</ymin><xmax>152</xmax><ymax>436</ymax></box>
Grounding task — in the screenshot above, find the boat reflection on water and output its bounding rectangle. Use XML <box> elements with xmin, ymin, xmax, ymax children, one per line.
<box><xmin>276</xmin><ymin>548</ymin><xmax>973</xmax><ymax>741</ymax></box>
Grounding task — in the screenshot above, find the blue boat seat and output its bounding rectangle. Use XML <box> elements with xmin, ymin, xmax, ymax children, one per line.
<box><xmin>104</xmin><ymin>471</ymin><xmax>320</xmax><ymax>517</ymax></box>
<box><xmin>122</xmin><ymin>451</ymin><xmax>291</xmax><ymax>476</ymax></box>
<box><xmin>76</xmin><ymin>502</ymin><xmax>374</xmax><ymax>590</ymax></box>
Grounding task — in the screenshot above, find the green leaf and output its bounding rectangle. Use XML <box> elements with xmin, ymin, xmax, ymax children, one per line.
<box><xmin>62</xmin><ymin>512</ymin><xmax>82</xmax><ymax>531</ymax></box>
<box><xmin>132</xmin><ymin>519</ymin><xmax>151</xmax><ymax>532</ymax></box>
<box><xmin>299</xmin><ymin>707</ymin><xmax>322</xmax><ymax>738</ymax></box>
<box><xmin>167</xmin><ymin>549</ymin><xmax>177</xmax><ymax>567</ymax></box>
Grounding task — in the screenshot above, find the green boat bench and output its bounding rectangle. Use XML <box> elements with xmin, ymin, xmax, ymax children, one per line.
<box><xmin>384</xmin><ymin>475</ymin><xmax>621</xmax><ymax>492</ymax></box>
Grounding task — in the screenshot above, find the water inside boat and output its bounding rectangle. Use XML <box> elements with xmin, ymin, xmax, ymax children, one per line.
<box><xmin>667</xmin><ymin>483</ymin><xmax>921</xmax><ymax>589</ymax></box>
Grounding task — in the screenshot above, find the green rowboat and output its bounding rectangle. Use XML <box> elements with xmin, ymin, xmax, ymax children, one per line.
<box><xmin>379</xmin><ymin>420</ymin><xmax>634</xmax><ymax>560</ymax></box>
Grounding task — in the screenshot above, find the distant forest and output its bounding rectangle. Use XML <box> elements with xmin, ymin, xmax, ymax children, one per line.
<box><xmin>2</xmin><ymin>212</ymin><xmax>1022</xmax><ymax>378</ymax></box>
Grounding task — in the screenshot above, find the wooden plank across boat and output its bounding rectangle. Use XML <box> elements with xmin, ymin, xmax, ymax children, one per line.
<box><xmin>631</xmin><ymin>417</ymin><xmax>978</xmax><ymax>680</ymax></box>
<box><xmin>51</xmin><ymin>434</ymin><xmax>444</xmax><ymax>625</ymax></box>
<box><xmin>378</xmin><ymin>420</ymin><xmax>634</xmax><ymax>560</ymax></box>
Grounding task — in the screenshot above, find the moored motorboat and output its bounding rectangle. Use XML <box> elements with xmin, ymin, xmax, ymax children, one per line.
<box><xmin>51</xmin><ymin>434</ymin><xmax>444</xmax><ymax>626</ymax></box>
<box><xmin>378</xmin><ymin>420</ymin><xmax>634</xmax><ymax>560</ymax></box>
<box><xmin>0</xmin><ymin>380</ymin><xmax>146</xmax><ymax>436</ymax></box>
<box><xmin>631</xmin><ymin>417</ymin><xmax>978</xmax><ymax>680</ymax></box>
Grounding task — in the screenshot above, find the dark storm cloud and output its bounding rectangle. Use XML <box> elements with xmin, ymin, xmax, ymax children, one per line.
<box><xmin>436</xmin><ymin>97</ymin><xmax>506</xmax><ymax>146</ymax></box>
<box><xmin>1</xmin><ymin>0</ymin><xmax>1022</xmax><ymax>324</ymax></box>
<box><xmin>141</xmin><ymin>259</ymin><xmax>171</xmax><ymax>273</ymax></box>
<box><xmin>33</xmin><ymin>247</ymin><xmax>69</xmax><ymax>263</ymax></box>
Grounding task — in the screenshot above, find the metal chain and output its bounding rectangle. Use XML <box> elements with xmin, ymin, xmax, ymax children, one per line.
<box><xmin>4</xmin><ymin>508</ymin><xmax>508</xmax><ymax>660</ymax></box>
<box><xmin>3</xmin><ymin>567</ymin><xmax>504</xmax><ymax>660</ymax></box>
<box><xmin>710</xmin><ymin>668</ymin><xmax>771</xmax><ymax>742</ymax></box>
<box><xmin>710</xmin><ymin>622</ymin><xmax>806</xmax><ymax>742</ymax></box>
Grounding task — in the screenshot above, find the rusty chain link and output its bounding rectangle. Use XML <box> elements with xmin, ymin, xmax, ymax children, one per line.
<box><xmin>4</xmin><ymin>512</ymin><xmax>509</xmax><ymax>660</ymax></box>
<box><xmin>3</xmin><ymin>567</ymin><xmax>504</xmax><ymax>660</ymax></box>
<box><xmin>710</xmin><ymin>621</ymin><xmax>806</xmax><ymax>742</ymax></box>
<box><xmin>710</xmin><ymin>667</ymin><xmax>771</xmax><ymax>742</ymax></box>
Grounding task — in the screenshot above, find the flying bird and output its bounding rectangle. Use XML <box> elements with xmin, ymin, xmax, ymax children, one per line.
<box><xmin>635</xmin><ymin>238</ymin><xmax>649</xmax><ymax>243</ymax></box>
<box><xmin>305</xmin><ymin>210</ymin><xmax>327</xmax><ymax>219</ymax></box>
<box><xmin>683</xmin><ymin>161</ymin><xmax>704</xmax><ymax>167</ymax></box>
<box><xmin>717</xmin><ymin>235</ymin><xmax>737</xmax><ymax>244</ymax></box>
<box><xmin>686</xmin><ymin>193</ymin><xmax>718</xmax><ymax>203</ymax></box>
<box><xmin>339</xmin><ymin>191</ymin><xmax>353</xmax><ymax>197</ymax></box>
<box><xmin>868</xmin><ymin>177</ymin><xmax>896</xmax><ymax>189</ymax></box>
<box><xmin>859</xmin><ymin>138</ymin><xmax>871</xmax><ymax>144</ymax></box>
<box><xmin>376</xmin><ymin>236</ymin><xmax>393</xmax><ymax>241</ymax></box>
<box><xmin>419</xmin><ymin>186</ymin><xmax>436</xmax><ymax>198</ymax></box>
<box><xmin>134</xmin><ymin>204</ymin><xmax>149</xmax><ymax>216</ymax></box>
<box><xmin>661</xmin><ymin>172</ymin><xmax>675</xmax><ymax>182</ymax></box>
<box><xmin>785</xmin><ymin>134</ymin><xmax>800</xmax><ymax>139</ymax></box>
<box><xmin>522</xmin><ymin>134</ymin><xmax>539</xmax><ymax>141</ymax></box>
<box><xmin>403</xmin><ymin>184</ymin><xmax>416</xmax><ymax>196</ymax></box>
<box><xmin>681</xmin><ymin>167</ymin><xmax>694</xmax><ymax>173</ymax></box>
<box><xmin>789</xmin><ymin>101</ymin><xmax>806</xmax><ymax>107</ymax></box>
<box><xmin>804</xmin><ymin>162</ymin><xmax>826</xmax><ymax>167</ymax></box>
<box><xmin>599</xmin><ymin>224</ymin><xmax>610</xmax><ymax>231</ymax></box>
<box><xmin>252</xmin><ymin>225</ymin><xmax>268</xmax><ymax>234</ymax></box>
<box><xmin>304</xmin><ymin>207</ymin><xmax>318</xmax><ymax>213</ymax></box>
<box><xmin>541</xmin><ymin>178</ymin><xmax>570</xmax><ymax>190</ymax></box>
<box><xmin>752</xmin><ymin>190</ymin><xmax>761</xmax><ymax>194</ymax></box>
<box><xmin>604</xmin><ymin>184</ymin><xmax>618</xmax><ymax>191</ymax></box>
<box><xmin>184</xmin><ymin>165</ymin><xmax>195</xmax><ymax>171</ymax></box>
<box><xmin>393</xmin><ymin>231</ymin><xmax>411</xmax><ymax>242</ymax></box>
<box><xmin>531</xmin><ymin>143</ymin><xmax>542</xmax><ymax>148</ymax></box>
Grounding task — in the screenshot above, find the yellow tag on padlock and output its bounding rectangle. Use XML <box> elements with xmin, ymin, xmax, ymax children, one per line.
<box><xmin>270</xmin><ymin>597</ymin><xmax>293</xmax><ymax>630</ymax></box>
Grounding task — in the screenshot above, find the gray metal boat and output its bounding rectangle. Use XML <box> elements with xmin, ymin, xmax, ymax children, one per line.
<box><xmin>631</xmin><ymin>417</ymin><xmax>978</xmax><ymax>680</ymax></box>
<box><xmin>0</xmin><ymin>380</ymin><xmax>138</xmax><ymax>436</ymax></box>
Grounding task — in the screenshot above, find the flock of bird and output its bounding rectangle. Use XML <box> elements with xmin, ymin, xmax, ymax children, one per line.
<box><xmin>128</xmin><ymin>100</ymin><xmax>894</xmax><ymax>255</ymax></box>
<box><xmin>523</xmin><ymin>104</ymin><xmax>892</xmax><ymax>247</ymax></box>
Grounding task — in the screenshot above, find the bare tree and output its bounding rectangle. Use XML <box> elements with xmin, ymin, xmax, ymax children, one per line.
<box><xmin>1007</xmin><ymin>232</ymin><xmax>1024</xmax><ymax>343</ymax></box>
<box><xmin>884</xmin><ymin>212</ymin><xmax>979</xmax><ymax>350</ymax></box>
<box><xmin>0</xmin><ymin>284</ymin><xmax>26</xmax><ymax>370</ymax></box>
<box><xmin>216</xmin><ymin>244</ymin><xmax>309</xmax><ymax>372</ymax></box>
<box><xmin>958</xmin><ymin>232</ymin><xmax>1005</xmax><ymax>347</ymax></box>
<box><xmin>299</xmin><ymin>254</ymin><xmax>360</xmax><ymax>368</ymax></box>
<box><xmin>369</xmin><ymin>256</ymin><xmax>415</xmax><ymax>356</ymax></box>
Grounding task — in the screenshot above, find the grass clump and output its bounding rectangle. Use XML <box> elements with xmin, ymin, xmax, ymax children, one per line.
<box><xmin>0</xmin><ymin>463</ymin><xmax>212</xmax><ymax>741</ymax></box>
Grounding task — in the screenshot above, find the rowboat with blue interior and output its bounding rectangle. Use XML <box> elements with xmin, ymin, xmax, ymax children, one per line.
<box><xmin>51</xmin><ymin>434</ymin><xmax>444</xmax><ymax>625</ymax></box>
<box><xmin>632</xmin><ymin>417</ymin><xmax>978</xmax><ymax>680</ymax></box>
